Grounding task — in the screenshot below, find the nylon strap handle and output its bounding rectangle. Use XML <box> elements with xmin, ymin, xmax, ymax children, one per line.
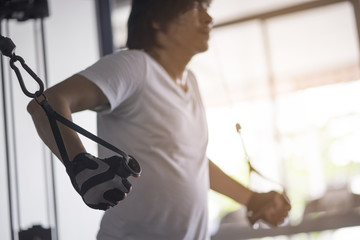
<box><xmin>36</xmin><ymin>95</ymin><xmax>130</xmax><ymax>166</ymax></box>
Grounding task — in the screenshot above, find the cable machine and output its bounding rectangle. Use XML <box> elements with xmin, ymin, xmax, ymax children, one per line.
<box><xmin>0</xmin><ymin>1</ymin><xmax>57</xmax><ymax>239</ymax></box>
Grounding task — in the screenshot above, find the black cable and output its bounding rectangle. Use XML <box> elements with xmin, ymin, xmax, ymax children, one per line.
<box><xmin>6</xmin><ymin>19</ymin><xmax>22</xmax><ymax>233</ymax></box>
<box><xmin>34</xmin><ymin>17</ymin><xmax>53</xmax><ymax>237</ymax></box>
<box><xmin>34</xmin><ymin>17</ymin><xmax>49</xmax><ymax>225</ymax></box>
<box><xmin>40</xmin><ymin>17</ymin><xmax>59</xmax><ymax>240</ymax></box>
<box><xmin>0</xmin><ymin>21</ymin><xmax>15</xmax><ymax>240</ymax></box>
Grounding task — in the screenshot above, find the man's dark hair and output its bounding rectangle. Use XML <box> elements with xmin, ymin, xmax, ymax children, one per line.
<box><xmin>126</xmin><ymin>0</ymin><xmax>210</xmax><ymax>50</ymax></box>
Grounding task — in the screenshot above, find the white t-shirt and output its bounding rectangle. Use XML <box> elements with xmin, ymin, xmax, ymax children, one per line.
<box><xmin>78</xmin><ymin>49</ymin><xmax>210</xmax><ymax>240</ymax></box>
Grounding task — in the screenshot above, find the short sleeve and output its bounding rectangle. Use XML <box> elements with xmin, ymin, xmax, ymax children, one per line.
<box><xmin>78</xmin><ymin>50</ymin><xmax>146</xmax><ymax>113</ymax></box>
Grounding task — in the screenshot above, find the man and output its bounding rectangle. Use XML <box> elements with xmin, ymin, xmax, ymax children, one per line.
<box><xmin>27</xmin><ymin>0</ymin><xmax>290</xmax><ymax>239</ymax></box>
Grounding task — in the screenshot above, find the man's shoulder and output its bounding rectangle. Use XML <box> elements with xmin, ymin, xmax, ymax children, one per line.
<box><xmin>100</xmin><ymin>49</ymin><xmax>148</xmax><ymax>69</ymax></box>
<box><xmin>112</xmin><ymin>48</ymin><xmax>147</xmax><ymax>59</ymax></box>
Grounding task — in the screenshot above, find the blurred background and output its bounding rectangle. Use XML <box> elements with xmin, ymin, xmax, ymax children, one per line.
<box><xmin>1</xmin><ymin>0</ymin><xmax>359</xmax><ymax>239</ymax></box>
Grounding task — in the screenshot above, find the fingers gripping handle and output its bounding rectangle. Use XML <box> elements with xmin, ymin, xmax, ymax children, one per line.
<box><xmin>246</xmin><ymin>191</ymin><xmax>291</xmax><ymax>227</ymax></box>
<box><xmin>107</xmin><ymin>154</ymin><xmax>141</xmax><ymax>178</ymax></box>
<box><xmin>121</xmin><ymin>155</ymin><xmax>141</xmax><ymax>178</ymax></box>
<box><xmin>68</xmin><ymin>153</ymin><xmax>142</xmax><ymax>210</ymax></box>
<box><xmin>247</xmin><ymin>200</ymin><xmax>277</xmax><ymax>226</ymax></box>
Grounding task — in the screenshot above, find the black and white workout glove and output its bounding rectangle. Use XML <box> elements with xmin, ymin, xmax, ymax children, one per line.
<box><xmin>65</xmin><ymin>153</ymin><xmax>141</xmax><ymax>210</ymax></box>
<box><xmin>246</xmin><ymin>191</ymin><xmax>291</xmax><ymax>227</ymax></box>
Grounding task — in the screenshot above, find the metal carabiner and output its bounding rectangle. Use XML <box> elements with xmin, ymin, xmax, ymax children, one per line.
<box><xmin>9</xmin><ymin>54</ymin><xmax>44</xmax><ymax>98</ymax></box>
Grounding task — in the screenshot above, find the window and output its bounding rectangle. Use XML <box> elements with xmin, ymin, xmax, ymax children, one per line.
<box><xmin>190</xmin><ymin>1</ymin><xmax>360</xmax><ymax>238</ymax></box>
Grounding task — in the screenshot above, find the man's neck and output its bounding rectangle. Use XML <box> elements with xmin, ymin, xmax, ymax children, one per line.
<box><xmin>146</xmin><ymin>46</ymin><xmax>192</xmax><ymax>81</ymax></box>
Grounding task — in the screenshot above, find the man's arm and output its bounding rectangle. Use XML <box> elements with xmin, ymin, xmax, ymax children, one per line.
<box><xmin>209</xmin><ymin>159</ymin><xmax>253</xmax><ymax>205</ymax></box>
<box><xmin>209</xmin><ymin>159</ymin><xmax>291</xmax><ymax>226</ymax></box>
<box><xmin>27</xmin><ymin>74</ymin><xmax>138</xmax><ymax>210</ymax></box>
<box><xmin>27</xmin><ymin>74</ymin><xmax>108</xmax><ymax>162</ymax></box>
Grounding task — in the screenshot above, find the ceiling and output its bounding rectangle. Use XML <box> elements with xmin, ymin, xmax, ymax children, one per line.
<box><xmin>209</xmin><ymin>0</ymin><xmax>316</xmax><ymax>24</ymax></box>
<box><xmin>112</xmin><ymin>0</ymin><xmax>316</xmax><ymax>25</ymax></box>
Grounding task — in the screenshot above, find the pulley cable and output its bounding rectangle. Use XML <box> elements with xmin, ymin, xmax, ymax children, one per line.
<box><xmin>0</xmin><ymin>24</ymin><xmax>15</xmax><ymax>240</ymax></box>
<box><xmin>235</xmin><ymin>122</ymin><xmax>290</xmax><ymax>226</ymax></box>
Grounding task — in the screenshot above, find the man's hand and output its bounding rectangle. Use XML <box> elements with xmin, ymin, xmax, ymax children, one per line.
<box><xmin>66</xmin><ymin>153</ymin><xmax>141</xmax><ymax>210</ymax></box>
<box><xmin>246</xmin><ymin>191</ymin><xmax>291</xmax><ymax>227</ymax></box>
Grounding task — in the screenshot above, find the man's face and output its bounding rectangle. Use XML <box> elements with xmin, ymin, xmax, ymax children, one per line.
<box><xmin>161</xmin><ymin>1</ymin><xmax>213</xmax><ymax>54</ymax></box>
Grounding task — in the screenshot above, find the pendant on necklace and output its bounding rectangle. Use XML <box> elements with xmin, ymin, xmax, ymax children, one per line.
<box><xmin>176</xmin><ymin>70</ymin><xmax>188</xmax><ymax>86</ymax></box>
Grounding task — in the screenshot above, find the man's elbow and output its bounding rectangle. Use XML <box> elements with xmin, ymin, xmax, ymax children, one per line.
<box><xmin>27</xmin><ymin>99</ymin><xmax>37</xmax><ymax>115</ymax></box>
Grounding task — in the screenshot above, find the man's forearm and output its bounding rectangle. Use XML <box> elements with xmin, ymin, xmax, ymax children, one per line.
<box><xmin>27</xmin><ymin>97</ymin><xmax>86</xmax><ymax>163</ymax></box>
<box><xmin>209</xmin><ymin>159</ymin><xmax>253</xmax><ymax>205</ymax></box>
